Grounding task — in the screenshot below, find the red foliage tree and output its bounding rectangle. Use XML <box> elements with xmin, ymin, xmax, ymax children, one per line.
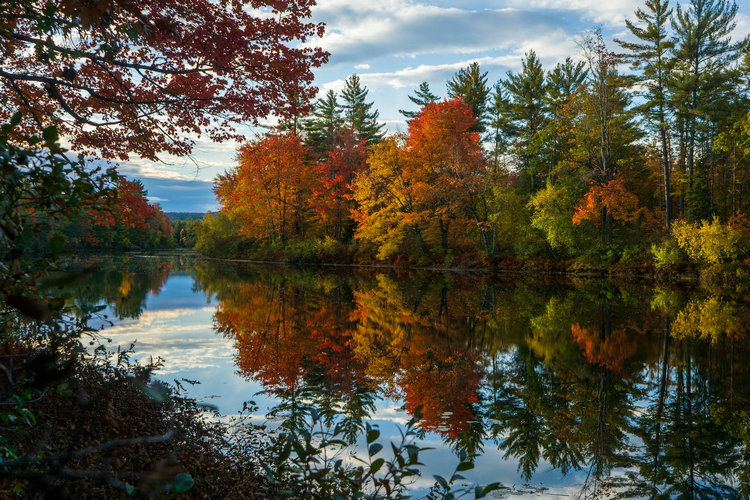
<box><xmin>310</xmin><ymin>128</ymin><xmax>368</xmax><ymax>240</ymax></box>
<box><xmin>0</xmin><ymin>0</ymin><xmax>328</xmax><ymax>160</ymax></box>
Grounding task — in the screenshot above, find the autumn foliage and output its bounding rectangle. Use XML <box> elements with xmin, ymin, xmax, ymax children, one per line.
<box><xmin>79</xmin><ymin>177</ymin><xmax>172</xmax><ymax>248</ymax></box>
<box><xmin>221</xmin><ymin>133</ymin><xmax>314</xmax><ymax>242</ymax></box>
<box><xmin>0</xmin><ymin>0</ymin><xmax>327</xmax><ymax>160</ymax></box>
<box><xmin>572</xmin><ymin>178</ymin><xmax>640</xmax><ymax>227</ymax></box>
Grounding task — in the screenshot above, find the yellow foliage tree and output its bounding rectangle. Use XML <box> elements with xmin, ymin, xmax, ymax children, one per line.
<box><xmin>672</xmin><ymin>217</ymin><xmax>741</xmax><ymax>264</ymax></box>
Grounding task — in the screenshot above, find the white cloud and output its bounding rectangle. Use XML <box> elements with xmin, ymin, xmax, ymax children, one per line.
<box><xmin>321</xmin><ymin>30</ymin><xmax>577</xmax><ymax>92</ymax></box>
<box><xmin>311</xmin><ymin>1</ymin><xmax>574</xmax><ymax>65</ymax></box>
<box><xmin>354</xmin><ymin>63</ymin><xmax>371</xmax><ymax>70</ymax></box>
<box><xmin>503</xmin><ymin>0</ymin><xmax>642</xmax><ymax>25</ymax></box>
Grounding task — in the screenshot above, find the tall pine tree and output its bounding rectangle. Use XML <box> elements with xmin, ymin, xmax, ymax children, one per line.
<box><xmin>399</xmin><ymin>81</ymin><xmax>440</xmax><ymax>120</ymax></box>
<box><xmin>446</xmin><ymin>62</ymin><xmax>491</xmax><ymax>132</ymax></box>
<box><xmin>616</xmin><ymin>0</ymin><xmax>675</xmax><ymax>229</ymax></box>
<box><xmin>671</xmin><ymin>0</ymin><xmax>744</xmax><ymax>220</ymax></box>
<box><xmin>340</xmin><ymin>75</ymin><xmax>385</xmax><ymax>146</ymax></box>
<box><xmin>504</xmin><ymin>50</ymin><xmax>549</xmax><ymax>190</ymax></box>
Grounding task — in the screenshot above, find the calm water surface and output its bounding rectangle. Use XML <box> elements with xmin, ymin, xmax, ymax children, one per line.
<box><xmin>70</xmin><ymin>253</ymin><xmax>750</xmax><ymax>498</ymax></box>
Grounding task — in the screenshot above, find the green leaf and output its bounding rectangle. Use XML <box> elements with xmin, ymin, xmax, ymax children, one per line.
<box><xmin>368</xmin><ymin>443</ymin><xmax>383</xmax><ymax>456</ymax></box>
<box><xmin>10</xmin><ymin>112</ymin><xmax>21</xmax><ymax>127</ymax></box>
<box><xmin>370</xmin><ymin>458</ymin><xmax>385</xmax><ymax>474</ymax></box>
<box><xmin>433</xmin><ymin>474</ymin><xmax>449</xmax><ymax>489</ymax></box>
<box><xmin>476</xmin><ymin>483</ymin><xmax>502</xmax><ymax>498</ymax></box>
<box><xmin>171</xmin><ymin>473</ymin><xmax>194</xmax><ymax>493</ymax></box>
<box><xmin>456</xmin><ymin>460</ymin><xmax>474</xmax><ymax>472</ymax></box>
<box><xmin>42</xmin><ymin>126</ymin><xmax>58</xmax><ymax>143</ymax></box>
<box><xmin>366</xmin><ymin>428</ymin><xmax>380</xmax><ymax>444</ymax></box>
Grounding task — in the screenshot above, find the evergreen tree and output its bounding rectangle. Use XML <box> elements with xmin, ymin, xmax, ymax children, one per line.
<box><xmin>671</xmin><ymin>0</ymin><xmax>744</xmax><ymax>220</ymax></box>
<box><xmin>543</xmin><ymin>58</ymin><xmax>588</xmax><ymax>182</ymax></box>
<box><xmin>303</xmin><ymin>90</ymin><xmax>344</xmax><ymax>159</ymax></box>
<box><xmin>504</xmin><ymin>51</ymin><xmax>549</xmax><ymax>190</ymax></box>
<box><xmin>399</xmin><ymin>81</ymin><xmax>440</xmax><ymax>120</ymax></box>
<box><xmin>545</xmin><ymin>58</ymin><xmax>588</xmax><ymax>112</ymax></box>
<box><xmin>340</xmin><ymin>75</ymin><xmax>385</xmax><ymax>146</ymax></box>
<box><xmin>488</xmin><ymin>82</ymin><xmax>516</xmax><ymax>169</ymax></box>
<box><xmin>446</xmin><ymin>62</ymin><xmax>491</xmax><ymax>132</ymax></box>
<box><xmin>616</xmin><ymin>0</ymin><xmax>675</xmax><ymax>229</ymax></box>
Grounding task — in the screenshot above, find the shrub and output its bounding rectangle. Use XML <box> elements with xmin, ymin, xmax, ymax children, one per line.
<box><xmin>651</xmin><ymin>239</ymin><xmax>683</xmax><ymax>269</ymax></box>
<box><xmin>672</xmin><ymin>217</ymin><xmax>741</xmax><ymax>264</ymax></box>
<box><xmin>620</xmin><ymin>245</ymin><xmax>644</xmax><ymax>263</ymax></box>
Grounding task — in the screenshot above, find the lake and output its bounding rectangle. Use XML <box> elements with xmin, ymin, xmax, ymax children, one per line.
<box><xmin>69</xmin><ymin>253</ymin><xmax>750</xmax><ymax>498</ymax></box>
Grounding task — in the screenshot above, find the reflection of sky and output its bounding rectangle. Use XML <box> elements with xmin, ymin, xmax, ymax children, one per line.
<box><xmin>96</xmin><ymin>269</ymin><xmax>587</xmax><ymax>497</ymax></box>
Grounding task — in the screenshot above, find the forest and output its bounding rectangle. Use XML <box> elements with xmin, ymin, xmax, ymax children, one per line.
<box><xmin>194</xmin><ymin>0</ymin><xmax>750</xmax><ymax>276</ymax></box>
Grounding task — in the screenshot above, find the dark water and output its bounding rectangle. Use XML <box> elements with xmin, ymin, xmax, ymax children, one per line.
<box><xmin>70</xmin><ymin>253</ymin><xmax>750</xmax><ymax>498</ymax></box>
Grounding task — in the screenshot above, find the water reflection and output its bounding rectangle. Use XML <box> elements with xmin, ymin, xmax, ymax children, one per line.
<box><xmin>193</xmin><ymin>261</ymin><xmax>750</xmax><ymax>498</ymax></box>
<box><xmin>72</xmin><ymin>256</ymin><xmax>750</xmax><ymax>497</ymax></box>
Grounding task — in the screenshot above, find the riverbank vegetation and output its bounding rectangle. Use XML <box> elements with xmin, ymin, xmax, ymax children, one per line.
<box><xmin>196</xmin><ymin>0</ymin><xmax>750</xmax><ymax>279</ymax></box>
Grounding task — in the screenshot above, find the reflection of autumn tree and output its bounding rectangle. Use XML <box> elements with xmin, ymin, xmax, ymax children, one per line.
<box><xmin>617</xmin><ymin>289</ymin><xmax>750</xmax><ymax>498</ymax></box>
<box><xmin>672</xmin><ymin>296</ymin><xmax>748</xmax><ymax>342</ymax></box>
<box><xmin>571</xmin><ymin>325</ymin><xmax>637</xmax><ymax>374</ymax></box>
<box><xmin>639</xmin><ymin>342</ymin><xmax>747</xmax><ymax>498</ymax></box>
<box><xmin>351</xmin><ymin>273</ymin><xmax>487</xmax><ymax>447</ymax></box>
<box><xmin>192</xmin><ymin>260</ymin><xmax>750</xmax><ymax>493</ymax></box>
<box><xmin>488</xmin><ymin>285</ymin><xmax>650</xmax><ymax>485</ymax></box>
<box><xmin>205</xmin><ymin>263</ymin><xmax>376</xmax><ymax>442</ymax></box>
<box><xmin>65</xmin><ymin>256</ymin><xmax>172</xmax><ymax>319</ymax></box>
<box><xmin>214</xmin><ymin>277</ymin><xmax>363</xmax><ymax>393</ymax></box>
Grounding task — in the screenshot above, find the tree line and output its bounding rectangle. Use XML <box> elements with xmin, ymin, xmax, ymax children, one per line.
<box><xmin>200</xmin><ymin>0</ymin><xmax>750</xmax><ymax>270</ymax></box>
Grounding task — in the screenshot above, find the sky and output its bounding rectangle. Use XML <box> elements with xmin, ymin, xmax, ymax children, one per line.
<box><xmin>117</xmin><ymin>0</ymin><xmax>750</xmax><ymax>213</ymax></box>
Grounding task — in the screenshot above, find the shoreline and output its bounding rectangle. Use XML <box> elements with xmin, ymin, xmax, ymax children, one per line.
<box><xmin>77</xmin><ymin>249</ymin><xmax>750</xmax><ymax>284</ymax></box>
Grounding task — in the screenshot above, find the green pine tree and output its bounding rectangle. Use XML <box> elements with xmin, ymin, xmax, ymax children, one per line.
<box><xmin>303</xmin><ymin>90</ymin><xmax>344</xmax><ymax>159</ymax></box>
<box><xmin>671</xmin><ymin>0</ymin><xmax>744</xmax><ymax>221</ymax></box>
<box><xmin>488</xmin><ymin>82</ymin><xmax>516</xmax><ymax>169</ymax></box>
<box><xmin>340</xmin><ymin>75</ymin><xmax>385</xmax><ymax>146</ymax></box>
<box><xmin>504</xmin><ymin>51</ymin><xmax>549</xmax><ymax>191</ymax></box>
<box><xmin>399</xmin><ymin>81</ymin><xmax>440</xmax><ymax>120</ymax></box>
<box><xmin>543</xmin><ymin>58</ymin><xmax>588</xmax><ymax>182</ymax></box>
<box><xmin>446</xmin><ymin>62</ymin><xmax>491</xmax><ymax>132</ymax></box>
<box><xmin>545</xmin><ymin>57</ymin><xmax>588</xmax><ymax>112</ymax></box>
<box><xmin>616</xmin><ymin>0</ymin><xmax>675</xmax><ymax>230</ymax></box>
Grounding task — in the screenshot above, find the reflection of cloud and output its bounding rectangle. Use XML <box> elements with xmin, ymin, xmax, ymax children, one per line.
<box><xmin>371</xmin><ymin>405</ymin><xmax>411</xmax><ymax>425</ymax></box>
<box><xmin>98</xmin><ymin>307</ymin><xmax>232</xmax><ymax>375</ymax></box>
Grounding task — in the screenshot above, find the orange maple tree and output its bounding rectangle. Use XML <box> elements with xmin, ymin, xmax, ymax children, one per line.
<box><xmin>218</xmin><ymin>132</ymin><xmax>314</xmax><ymax>242</ymax></box>
<box><xmin>352</xmin><ymin>99</ymin><xmax>486</xmax><ymax>256</ymax></box>
<box><xmin>572</xmin><ymin>178</ymin><xmax>640</xmax><ymax>226</ymax></box>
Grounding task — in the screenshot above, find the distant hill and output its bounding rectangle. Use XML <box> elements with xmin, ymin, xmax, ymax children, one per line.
<box><xmin>166</xmin><ymin>212</ymin><xmax>208</xmax><ymax>221</ymax></box>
